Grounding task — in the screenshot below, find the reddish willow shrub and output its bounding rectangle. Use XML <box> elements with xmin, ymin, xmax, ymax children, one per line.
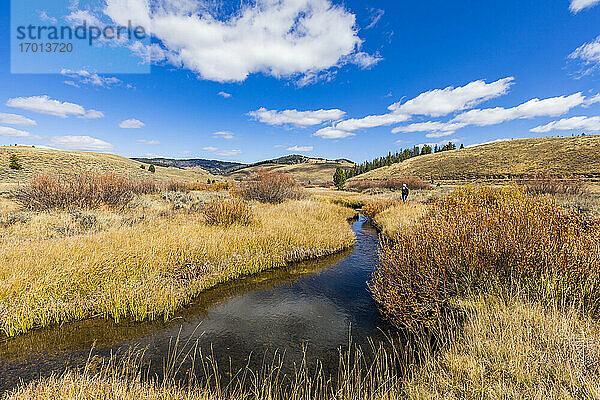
<box><xmin>348</xmin><ymin>178</ymin><xmax>432</xmax><ymax>192</ymax></box>
<box><xmin>368</xmin><ymin>186</ymin><xmax>600</xmax><ymax>328</ymax></box>
<box><xmin>200</xmin><ymin>198</ymin><xmax>252</xmax><ymax>226</ymax></box>
<box><xmin>16</xmin><ymin>173</ymin><xmax>179</xmax><ymax>210</ymax></box>
<box><xmin>520</xmin><ymin>174</ymin><xmax>587</xmax><ymax>196</ymax></box>
<box><xmin>236</xmin><ymin>170</ymin><xmax>306</xmax><ymax>204</ymax></box>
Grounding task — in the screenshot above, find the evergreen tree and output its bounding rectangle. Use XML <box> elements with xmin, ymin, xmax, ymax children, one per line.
<box><xmin>9</xmin><ymin>154</ymin><xmax>22</xmax><ymax>170</ymax></box>
<box><xmin>148</xmin><ymin>164</ymin><xmax>156</xmax><ymax>173</ymax></box>
<box><xmin>333</xmin><ymin>166</ymin><xmax>347</xmax><ymax>189</ymax></box>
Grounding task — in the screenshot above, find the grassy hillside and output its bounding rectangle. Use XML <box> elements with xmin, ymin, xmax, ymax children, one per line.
<box><xmin>352</xmin><ymin>136</ymin><xmax>600</xmax><ymax>182</ymax></box>
<box><xmin>131</xmin><ymin>157</ymin><xmax>245</xmax><ymax>174</ymax></box>
<box><xmin>228</xmin><ymin>156</ymin><xmax>355</xmax><ymax>184</ymax></box>
<box><xmin>0</xmin><ymin>146</ymin><xmax>215</xmax><ymax>190</ymax></box>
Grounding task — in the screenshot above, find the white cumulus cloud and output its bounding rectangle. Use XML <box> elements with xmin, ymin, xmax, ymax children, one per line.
<box><xmin>120</xmin><ymin>118</ymin><xmax>145</xmax><ymax>128</ymax></box>
<box><xmin>49</xmin><ymin>135</ymin><xmax>114</xmax><ymax>151</ymax></box>
<box><xmin>388</xmin><ymin>77</ymin><xmax>514</xmax><ymax>117</ymax></box>
<box><xmin>452</xmin><ymin>93</ymin><xmax>586</xmax><ymax>126</ymax></box>
<box><xmin>203</xmin><ymin>146</ymin><xmax>218</xmax><ymax>152</ymax></box>
<box><xmin>218</xmin><ymin>91</ymin><xmax>232</xmax><ymax>98</ymax></box>
<box><xmin>0</xmin><ymin>126</ymin><xmax>32</xmax><ymax>137</ymax></box>
<box><xmin>530</xmin><ymin>116</ymin><xmax>600</xmax><ymax>132</ymax></box>
<box><xmin>105</xmin><ymin>0</ymin><xmax>374</xmax><ymax>83</ymax></box>
<box><xmin>6</xmin><ymin>95</ymin><xmax>103</xmax><ymax>119</ymax></box>
<box><xmin>0</xmin><ymin>113</ymin><xmax>37</xmax><ymax>126</ymax></box>
<box><xmin>313</xmin><ymin>127</ymin><xmax>355</xmax><ymax>139</ymax></box>
<box><xmin>570</xmin><ymin>0</ymin><xmax>600</xmax><ymax>13</ymax></box>
<box><xmin>249</xmin><ymin>108</ymin><xmax>346</xmax><ymax>127</ymax></box>
<box><xmin>392</xmin><ymin>121</ymin><xmax>466</xmax><ymax>138</ymax></box>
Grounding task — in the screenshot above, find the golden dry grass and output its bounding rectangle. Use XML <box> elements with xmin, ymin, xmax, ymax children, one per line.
<box><xmin>228</xmin><ymin>158</ymin><xmax>355</xmax><ymax>185</ymax></box>
<box><xmin>403</xmin><ymin>296</ymin><xmax>600</xmax><ymax>399</ymax></box>
<box><xmin>0</xmin><ymin>146</ymin><xmax>216</xmax><ymax>191</ymax></box>
<box><xmin>352</xmin><ymin>135</ymin><xmax>600</xmax><ymax>182</ymax></box>
<box><xmin>0</xmin><ymin>195</ymin><xmax>355</xmax><ymax>337</ymax></box>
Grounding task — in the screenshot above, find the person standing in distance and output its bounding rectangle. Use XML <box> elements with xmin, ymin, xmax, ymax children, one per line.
<box><xmin>402</xmin><ymin>183</ymin><xmax>409</xmax><ymax>203</ymax></box>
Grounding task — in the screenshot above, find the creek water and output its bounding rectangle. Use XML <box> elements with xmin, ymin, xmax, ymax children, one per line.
<box><xmin>0</xmin><ymin>215</ymin><xmax>396</xmax><ymax>391</ymax></box>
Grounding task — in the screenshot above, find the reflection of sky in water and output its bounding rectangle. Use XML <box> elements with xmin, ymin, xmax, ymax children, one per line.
<box><xmin>1</xmin><ymin>217</ymin><xmax>393</xmax><ymax>390</ymax></box>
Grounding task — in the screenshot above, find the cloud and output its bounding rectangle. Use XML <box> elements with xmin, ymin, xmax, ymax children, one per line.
<box><xmin>6</xmin><ymin>95</ymin><xmax>103</xmax><ymax>118</ymax></box>
<box><xmin>313</xmin><ymin>127</ymin><xmax>355</xmax><ymax>139</ymax></box>
<box><xmin>119</xmin><ymin>118</ymin><xmax>145</xmax><ymax>128</ymax></box>
<box><xmin>273</xmin><ymin>144</ymin><xmax>287</xmax><ymax>148</ymax></box>
<box><xmin>105</xmin><ymin>0</ymin><xmax>375</xmax><ymax>83</ymax></box>
<box><xmin>144</xmin><ymin>153</ymin><xmax>165</xmax><ymax>158</ymax></box>
<box><xmin>387</xmin><ymin>77</ymin><xmax>514</xmax><ymax>117</ymax></box>
<box><xmin>530</xmin><ymin>116</ymin><xmax>600</xmax><ymax>132</ymax></box>
<box><xmin>392</xmin><ymin>121</ymin><xmax>466</xmax><ymax>138</ymax></box>
<box><xmin>38</xmin><ymin>10</ymin><xmax>57</xmax><ymax>24</ymax></box>
<box><xmin>569</xmin><ymin>0</ymin><xmax>600</xmax><ymax>13</ymax></box>
<box><xmin>569</xmin><ymin>36</ymin><xmax>600</xmax><ymax>75</ymax></box>
<box><xmin>365</xmin><ymin>8</ymin><xmax>384</xmax><ymax>29</ymax></box>
<box><xmin>217</xmin><ymin>149</ymin><xmax>242</xmax><ymax>157</ymax></box>
<box><xmin>218</xmin><ymin>91</ymin><xmax>232</xmax><ymax>98</ymax></box>
<box><xmin>203</xmin><ymin>146</ymin><xmax>218</xmax><ymax>151</ymax></box>
<box><xmin>346</xmin><ymin>52</ymin><xmax>382</xmax><ymax>69</ymax></box>
<box><xmin>335</xmin><ymin>113</ymin><xmax>410</xmax><ymax>131</ymax></box>
<box><xmin>61</xmin><ymin>69</ymin><xmax>124</xmax><ymax>88</ymax></box>
<box><xmin>452</xmin><ymin>93</ymin><xmax>586</xmax><ymax>126</ymax></box>
<box><xmin>49</xmin><ymin>135</ymin><xmax>114</xmax><ymax>151</ymax></box>
<box><xmin>0</xmin><ymin>113</ymin><xmax>37</xmax><ymax>126</ymax></box>
<box><xmin>137</xmin><ymin>139</ymin><xmax>159</xmax><ymax>144</ymax></box>
<box><xmin>249</xmin><ymin>108</ymin><xmax>346</xmax><ymax>127</ymax></box>
<box><xmin>213</xmin><ymin>131</ymin><xmax>234</xmax><ymax>139</ymax></box>
<box><xmin>84</xmin><ymin>110</ymin><xmax>104</xmax><ymax>119</ymax></box>
<box><xmin>0</xmin><ymin>126</ymin><xmax>32</xmax><ymax>137</ymax></box>
<box><xmin>287</xmin><ymin>145</ymin><xmax>313</xmax><ymax>152</ymax></box>
<box><xmin>585</xmin><ymin>94</ymin><xmax>600</xmax><ymax>106</ymax></box>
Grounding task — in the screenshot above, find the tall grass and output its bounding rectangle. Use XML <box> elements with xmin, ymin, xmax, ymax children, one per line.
<box><xmin>0</xmin><ymin>199</ymin><xmax>355</xmax><ymax>337</ymax></box>
<box><xmin>369</xmin><ymin>186</ymin><xmax>600</xmax><ymax>328</ymax></box>
<box><xmin>4</xmin><ymin>335</ymin><xmax>411</xmax><ymax>400</ymax></box>
<box><xmin>237</xmin><ymin>170</ymin><xmax>306</xmax><ymax>204</ymax></box>
<box><xmin>200</xmin><ymin>198</ymin><xmax>252</xmax><ymax>226</ymax></box>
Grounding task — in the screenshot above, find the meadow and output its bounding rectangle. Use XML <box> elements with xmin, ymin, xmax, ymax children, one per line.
<box><xmin>4</xmin><ymin>166</ymin><xmax>600</xmax><ymax>399</ymax></box>
<box><xmin>0</xmin><ymin>172</ymin><xmax>355</xmax><ymax>338</ymax></box>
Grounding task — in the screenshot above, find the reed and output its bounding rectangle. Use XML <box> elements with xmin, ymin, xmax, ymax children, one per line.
<box><xmin>0</xmin><ymin>197</ymin><xmax>355</xmax><ymax>337</ymax></box>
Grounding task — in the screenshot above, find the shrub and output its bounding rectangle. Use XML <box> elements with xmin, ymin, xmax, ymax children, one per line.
<box><xmin>237</xmin><ymin>170</ymin><xmax>305</xmax><ymax>203</ymax></box>
<box><xmin>200</xmin><ymin>198</ymin><xmax>252</xmax><ymax>226</ymax></box>
<box><xmin>347</xmin><ymin>177</ymin><xmax>432</xmax><ymax>192</ymax></box>
<box><xmin>520</xmin><ymin>174</ymin><xmax>586</xmax><ymax>195</ymax></box>
<box><xmin>368</xmin><ymin>186</ymin><xmax>600</xmax><ymax>328</ymax></box>
<box><xmin>140</xmin><ymin>164</ymin><xmax>145</xmax><ymax>170</ymax></box>
<box><xmin>14</xmin><ymin>173</ymin><xmax>181</xmax><ymax>210</ymax></box>
<box><xmin>362</xmin><ymin>199</ymin><xmax>397</xmax><ymax>219</ymax></box>
<box><xmin>148</xmin><ymin>164</ymin><xmax>155</xmax><ymax>173</ymax></box>
<box><xmin>9</xmin><ymin>154</ymin><xmax>22</xmax><ymax>170</ymax></box>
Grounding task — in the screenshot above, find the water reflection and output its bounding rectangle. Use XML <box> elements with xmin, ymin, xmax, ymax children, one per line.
<box><xmin>0</xmin><ymin>216</ymin><xmax>393</xmax><ymax>391</ymax></box>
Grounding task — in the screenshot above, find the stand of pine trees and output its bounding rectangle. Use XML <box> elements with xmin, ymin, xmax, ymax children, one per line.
<box><xmin>346</xmin><ymin>142</ymin><xmax>461</xmax><ymax>179</ymax></box>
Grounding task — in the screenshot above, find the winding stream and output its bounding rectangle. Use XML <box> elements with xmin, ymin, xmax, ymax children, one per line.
<box><xmin>0</xmin><ymin>215</ymin><xmax>395</xmax><ymax>391</ymax></box>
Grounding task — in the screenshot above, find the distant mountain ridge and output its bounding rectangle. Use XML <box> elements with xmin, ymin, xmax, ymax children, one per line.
<box><xmin>131</xmin><ymin>157</ymin><xmax>246</xmax><ymax>174</ymax></box>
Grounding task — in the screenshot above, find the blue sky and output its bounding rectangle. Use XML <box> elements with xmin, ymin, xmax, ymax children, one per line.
<box><xmin>1</xmin><ymin>0</ymin><xmax>599</xmax><ymax>163</ymax></box>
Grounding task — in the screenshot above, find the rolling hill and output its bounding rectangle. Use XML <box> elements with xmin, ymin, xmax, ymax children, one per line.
<box><xmin>131</xmin><ymin>157</ymin><xmax>245</xmax><ymax>174</ymax></box>
<box><xmin>228</xmin><ymin>155</ymin><xmax>355</xmax><ymax>184</ymax></box>
<box><xmin>0</xmin><ymin>146</ymin><xmax>216</xmax><ymax>190</ymax></box>
<box><xmin>350</xmin><ymin>136</ymin><xmax>600</xmax><ymax>182</ymax></box>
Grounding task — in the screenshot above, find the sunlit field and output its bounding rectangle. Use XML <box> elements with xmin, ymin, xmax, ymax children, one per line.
<box><xmin>0</xmin><ymin>174</ymin><xmax>355</xmax><ymax>338</ymax></box>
